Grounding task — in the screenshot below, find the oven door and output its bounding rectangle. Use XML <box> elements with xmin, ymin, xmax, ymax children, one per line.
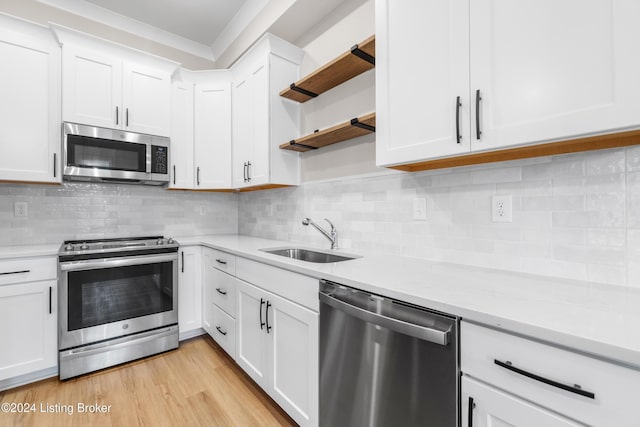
<box><xmin>58</xmin><ymin>253</ymin><xmax>178</xmax><ymax>350</ymax></box>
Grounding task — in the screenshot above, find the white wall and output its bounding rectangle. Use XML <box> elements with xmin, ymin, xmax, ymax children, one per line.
<box><xmin>294</xmin><ymin>0</ymin><xmax>379</xmax><ymax>182</ymax></box>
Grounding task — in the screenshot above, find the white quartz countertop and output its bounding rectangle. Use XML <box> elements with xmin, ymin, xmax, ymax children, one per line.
<box><xmin>2</xmin><ymin>235</ymin><xmax>639</xmax><ymax>369</ymax></box>
<box><xmin>179</xmin><ymin>234</ymin><xmax>640</xmax><ymax>370</ymax></box>
<box><xmin>0</xmin><ymin>243</ymin><xmax>59</xmax><ymax>259</ymax></box>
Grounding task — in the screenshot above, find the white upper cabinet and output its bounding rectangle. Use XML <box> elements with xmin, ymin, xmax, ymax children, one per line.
<box><xmin>231</xmin><ymin>34</ymin><xmax>303</xmax><ymax>189</ymax></box>
<box><xmin>169</xmin><ymin>79</ymin><xmax>194</xmax><ymax>189</ymax></box>
<box><xmin>55</xmin><ymin>25</ymin><xmax>178</xmax><ymax>137</ymax></box>
<box><xmin>0</xmin><ymin>15</ymin><xmax>60</xmax><ymax>184</ymax></box>
<box><xmin>470</xmin><ymin>0</ymin><xmax>640</xmax><ymax>152</ymax></box>
<box><xmin>122</xmin><ymin>62</ymin><xmax>171</xmax><ymax>136</ymax></box>
<box><xmin>376</xmin><ymin>0</ymin><xmax>640</xmax><ymax>167</ymax></box>
<box><xmin>194</xmin><ymin>71</ymin><xmax>232</xmax><ymax>189</ymax></box>
<box><xmin>376</xmin><ymin>0</ymin><xmax>470</xmax><ymax>166</ymax></box>
<box><xmin>62</xmin><ymin>47</ymin><xmax>121</xmax><ymax>130</ymax></box>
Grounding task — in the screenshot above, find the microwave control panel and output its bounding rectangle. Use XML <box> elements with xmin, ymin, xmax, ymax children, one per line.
<box><xmin>151</xmin><ymin>146</ymin><xmax>168</xmax><ymax>174</ymax></box>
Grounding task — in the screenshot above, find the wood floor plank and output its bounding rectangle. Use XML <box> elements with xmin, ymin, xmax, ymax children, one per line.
<box><xmin>0</xmin><ymin>336</ymin><xmax>297</xmax><ymax>427</ymax></box>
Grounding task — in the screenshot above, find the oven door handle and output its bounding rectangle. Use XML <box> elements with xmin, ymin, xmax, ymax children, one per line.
<box><xmin>59</xmin><ymin>253</ymin><xmax>178</xmax><ymax>271</ymax></box>
<box><xmin>61</xmin><ymin>326</ymin><xmax>177</xmax><ymax>359</ymax></box>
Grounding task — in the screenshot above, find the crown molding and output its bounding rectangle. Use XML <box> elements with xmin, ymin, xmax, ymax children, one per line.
<box><xmin>36</xmin><ymin>0</ymin><xmax>215</xmax><ymax>60</ymax></box>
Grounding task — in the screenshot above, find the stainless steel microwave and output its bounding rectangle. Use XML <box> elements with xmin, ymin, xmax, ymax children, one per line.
<box><xmin>62</xmin><ymin>122</ymin><xmax>170</xmax><ymax>186</ymax></box>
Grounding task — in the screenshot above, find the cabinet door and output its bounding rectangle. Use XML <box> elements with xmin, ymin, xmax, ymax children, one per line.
<box><xmin>62</xmin><ymin>46</ymin><xmax>121</xmax><ymax>129</ymax></box>
<box><xmin>178</xmin><ymin>247</ymin><xmax>202</xmax><ymax>337</ymax></box>
<box><xmin>232</xmin><ymin>76</ymin><xmax>252</xmax><ymax>188</ymax></box>
<box><xmin>122</xmin><ymin>63</ymin><xmax>171</xmax><ymax>136</ymax></box>
<box><xmin>462</xmin><ymin>376</ymin><xmax>583</xmax><ymax>427</ymax></box>
<box><xmin>169</xmin><ymin>81</ymin><xmax>194</xmax><ymax>189</ymax></box>
<box><xmin>0</xmin><ymin>25</ymin><xmax>60</xmax><ymax>183</ymax></box>
<box><xmin>470</xmin><ymin>0</ymin><xmax>640</xmax><ymax>152</ymax></box>
<box><xmin>376</xmin><ymin>0</ymin><xmax>470</xmax><ymax>167</ymax></box>
<box><xmin>268</xmin><ymin>292</ymin><xmax>319</xmax><ymax>427</ymax></box>
<box><xmin>0</xmin><ymin>281</ymin><xmax>57</xmax><ymax>381</ymax></box>
<box><xmin>236</xmin><ymin>280</ymin><xmax>269</xmax><ymax>389</ymax></box>
<box><xmin>194</xmin><ymin>83</ymin><xmax>232</xmax><ymax>189</ymax></box>
<box><xmin>247</xmin><ymin>61</ymin><xmax>270</xmax><ymax>186</ymax></box>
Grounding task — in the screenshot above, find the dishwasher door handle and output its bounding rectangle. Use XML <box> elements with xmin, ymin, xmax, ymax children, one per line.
<box><xmin>319</xmin><ymin>292</ymin><xmax>449</xmax><ymax>346</ymax></box>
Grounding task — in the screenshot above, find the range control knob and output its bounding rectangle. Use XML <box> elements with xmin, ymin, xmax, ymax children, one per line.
<box><xmin>64</xmin><ymin>244</ymin><xmax>74</xmax><ymax>251</ymax></box>
<box><xmin>167</xmin><ymin>238</ymin><xmax>175</xmax><ymax>244</ymax></box>
<box><xmin>156</xmin><ymin>239</ymin><xmax>165</xmax><ymax>245</ymax></box>
<box><xmin>80</xmin><ymin>244</ymin><xmax>89</xmax><ymax>250</ymax></box>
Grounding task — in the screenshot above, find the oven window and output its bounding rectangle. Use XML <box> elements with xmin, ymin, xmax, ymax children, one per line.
<box><xmin>66</xmin><ymin>134</ymin><xmax>146</xmax><ymax>172</ymax></box>
<box><xmin>67</xmin><ymin>262</ymin><xmax>173</xmax><ymax>331</ymax></box>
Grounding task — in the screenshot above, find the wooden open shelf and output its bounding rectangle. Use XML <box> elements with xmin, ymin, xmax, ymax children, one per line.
<box><xmin>279</xmin><ymin>35</ymin><xmax>375</xmax><ymax>103</ymax></box>
<box><xmin>280</xmin><ymin>113</ymin><xmax>375</xmax><ymax>152</ymax></box>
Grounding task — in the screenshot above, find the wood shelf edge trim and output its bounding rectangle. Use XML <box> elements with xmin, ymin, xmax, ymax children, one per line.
<box><xmin>279</xmin><ymin>35</ymin><xmax>375</xmax><ymax>103</ymax></box>
<box><xmin>388</xmin><ymin>130</ymin><xmax>640</xmax><ymax>172</ymax></box>
<box><xmin>280</xmin><ymin>112</ymin><xmax>376</xmax><ymax>152</ymax></box>
<box><xmin>0</xmin><ymin>180</ymin><xmax>61</xmax><ymax>186</ymax></box>
<box><xmin>236</xmin><ymin>184</ymin><xmax>294</xmax><ymax>192</ymax></box>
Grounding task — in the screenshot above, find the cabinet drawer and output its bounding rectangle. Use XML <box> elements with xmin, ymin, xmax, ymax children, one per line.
<box><xmin>208</xmin><ymin>249</ymin><xmax>235</xmax><ymax>275</ymax></box>
<box><xmin>210</xmin><ymin>269</ymin><xmax>237</xmax><ymax>317</ymax></box>
<box><xmin>0</xmin><ymin>257</ymin><xmax>57</xmax><ymax>286</ymax></box>
<box><xmin>461</xmin><ymin>321</ymin><xmax>640</xmax><ymax>426</ymax></box>
<box><xmin>212</xmin><ymin>305</ymin><xmax>236</xmax><ymax>360</ymax></box>
<box><xmin>236</xmin><ymin>257</ymin><xmax>318</xmax><ymax>312</ymax></box>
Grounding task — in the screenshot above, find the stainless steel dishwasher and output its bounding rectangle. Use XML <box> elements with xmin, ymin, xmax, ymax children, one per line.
<box><xmin>319</xmin><ymin>280</ymin><xmax>459</xmax><ymax>427</ymax></box>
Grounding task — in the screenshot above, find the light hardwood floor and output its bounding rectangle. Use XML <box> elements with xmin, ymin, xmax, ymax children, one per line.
<box><xmin>0</xmin><ymin>335</ymin><xmax>297</xmax><ymax>427</ymax></box>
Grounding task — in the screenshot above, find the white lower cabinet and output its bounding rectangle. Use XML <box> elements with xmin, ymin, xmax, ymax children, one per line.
<box><xmin>0</xmin><ymin>257</ymin><xmax>57</xmax><ymax>383</ymax></box>
<box><xmin>235</xmin><ymin>259</ymin><xmax>319</xmax><ymax>427</ymax></box>
<box><xmin>461</xmin><ymin>321</ymin><xmax>640</xmax><ymax>427</ymax></box>
<box><xmin>462</xmin><ymin>377</ymin><xmax>581</xmax><ymax>427</ymax></box>
<box><xmin>178</xmin><ymin>246</ymin><xmax>202</xmax><ymax>338</ymax></box>
<box><xmin>202</xmin><ymin>247</ymin><xmax>237</xmax><ymax>359</ymax></box>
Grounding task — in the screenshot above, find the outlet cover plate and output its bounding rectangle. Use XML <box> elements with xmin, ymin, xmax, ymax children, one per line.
<box><xmin>14</xmin><ymin>202</ymin><xmax>28</xmax><ymax>218</ymax></box>
<box><xmin>492</xmin><ymin>195</ymin><xmax>512</xmax><ymax>223</ymax></box>
<box><xmin>413</xmin><ymin>198</ymin><xmax>427</xmax><ymax>220</ymax></box>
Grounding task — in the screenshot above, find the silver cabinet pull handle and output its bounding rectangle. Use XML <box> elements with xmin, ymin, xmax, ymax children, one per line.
<box><xmin>475</xmin><ymin>89</ymin><xmax>482</xmax><ymax>140</ymax></box>
<box><xmin>116</xmin><ymin>106</ymin><xmax>119</xmax><ymax>125</ymax></box>
<box><xmin>53</xmin><ymin>153</ymin><xmax>57</xmax><ymax>177</ymax></box>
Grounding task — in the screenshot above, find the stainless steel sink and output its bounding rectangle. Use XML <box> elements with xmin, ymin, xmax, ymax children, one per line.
<box><xmin>260</xmin><ymin>247</ymin><xmax>360</xmax><ymax>263</ymax></box>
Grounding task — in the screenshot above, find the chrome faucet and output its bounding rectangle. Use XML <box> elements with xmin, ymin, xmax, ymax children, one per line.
<box><xmin>302</xmin><ymin>218</ymin><xmax>338</xmax><ymax>249</ymax></box>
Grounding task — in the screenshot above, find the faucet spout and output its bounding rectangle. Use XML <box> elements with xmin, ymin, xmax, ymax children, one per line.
<box><xmin>302</xmin><ymin>218</ymin><xmax>338</xmax><ymax>249</ymax></box>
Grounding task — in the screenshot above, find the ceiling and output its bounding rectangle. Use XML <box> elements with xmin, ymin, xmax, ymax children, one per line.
<box><xmin>83</xmin><ymin>0</ymin><xmax>248</xmax><ymax>46</ymax></box>
<box><xmin>35</xmin><ymin>0</ymin><xmax>351</xmax><ymax>67</ymax></box>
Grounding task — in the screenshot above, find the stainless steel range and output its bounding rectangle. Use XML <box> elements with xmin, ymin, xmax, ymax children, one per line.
<box><xmin>57</xmin><ymin>236</ymin><xmax>179</xmax><ymax>380</ymax></box>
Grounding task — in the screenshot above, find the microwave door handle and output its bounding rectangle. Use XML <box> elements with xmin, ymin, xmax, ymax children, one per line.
<box><xmin>60</xmin><ymin>253</ymin><xmax>177</xmax><ymax>272</ymax></box>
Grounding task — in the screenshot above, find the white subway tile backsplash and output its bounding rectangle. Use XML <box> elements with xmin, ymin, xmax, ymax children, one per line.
<box><xmin>0</xmin><ymin>182</ymin><xmax>237</xmax><ymax>245</ymax></box>
<box><xmin>239</xmin><ymin>146</ymin><xmax>640</xmax><ymax>288</ymax></box>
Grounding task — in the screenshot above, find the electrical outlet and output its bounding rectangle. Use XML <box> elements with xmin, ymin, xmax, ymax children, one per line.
<box><xmin>14</xmin><ymin>202</ymin><xmax>28</xmax><ymax>218</ymax></box>
<box><xmin>492</xmin><ymin>195</ymin><xmax>512</xmax><ymax>222</ymax></box>
<box><xmin>413</xmin><ymin>198</ymin><xmax>427</xmax><ymax>220</ymax></box>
